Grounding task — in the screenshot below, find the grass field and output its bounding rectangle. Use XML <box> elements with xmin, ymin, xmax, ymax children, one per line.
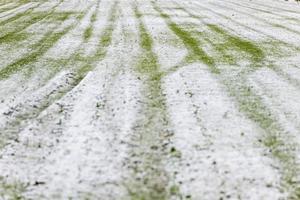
<box><xmin>0</xmin><ymin>0</ymin><xmax>300</xmax><ymax>199</ymax></box>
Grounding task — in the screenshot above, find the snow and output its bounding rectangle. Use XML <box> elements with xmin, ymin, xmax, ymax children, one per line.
<box><xmin>1</xmin><ymin>0</ymin><xmax>300</xmax><ymax>199</ymax></box>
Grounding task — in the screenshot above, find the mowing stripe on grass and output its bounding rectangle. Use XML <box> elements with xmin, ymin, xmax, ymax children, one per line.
<box><xmin>83</xmin><ymin>0</ymin><xmax>101</xmax><ymax>41</ymax></box>
<box><xmin>0</xmin><ymin>1</ymin><xmax>43</xmax><ymax>26</ymax></box>
<box><xmin>168</xmin><ymin>2</ymin><xmax>265</xmax><ymax>66</ymax></box>
<box><xmin>152</xmin><ymin>1</ymin><xmax>300</xmax><ymax>199</ymax></box>
<box><xmin>0</xmin><ymin>1</ymin><xmax>119</xmax><ymax>149</ymax></box>
<box><xmin>151</xmin><ymin>2</ymin><xmax>217</xmax><ymax>73</ymax></box>
<box><xmin>172</xmin><ymin>2</ymin><xmax>300</xmax><ymax>92</ymax></box>
<box><xmin>248</xmin><ymin>0</ymin><xmax>300</xmax><ymax>14</ymax></box>
<box><xmin>0</xmin><ymin>0</ymin><xmax>64</xmax><ymax>44</ymax></box>
<box><xmin>37</xmin><ymin>0</ymin><xmax>118</xmax><ymax>90</ymax></box>
<box><xmin>75</xmin><ymin>0</ymin><xmax>118</xmax><ymax>77</ymax></box>
<box><xmin>211</xmin><ymin>1</ymin><xmax>300</xmax><ymax>37</ymax></box>
<box><xmin>0</xmin><ymin>2</ymin><xmax>22</xmax><ymax>14</ymax></box>
<box><xmin>177</xmin><ymin>0</ymin><xmax>300</xmax><ymax>52</ymax></box>
<box><xmin>124</xmin><ymin>4</ymin><xmax>181</xmax><ymax>200</ymax></box>
<box><xmin>0</xmin><ymin>11</ymin><xmax>85</xmax><ymax>80</ymax></box>
<box><xmin>206</xmin><ymin>24</ymin><xmax>265</xmax><ymax>65</ymax></box>
<box><xmin>0</xmin><ymin>2</ymin><xmax>29</xmax><ymax>18</ymax></box>
<box><xmin>227</xmin><ymin>1</ymin><xmax>300</xmax><ymax>23</ymax></box>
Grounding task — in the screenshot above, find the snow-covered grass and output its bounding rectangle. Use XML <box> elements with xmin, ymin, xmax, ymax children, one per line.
<box><xmin>0</xmin><ymin>0</ymin><xmax>300</xmax><ymax>199</ymax></box>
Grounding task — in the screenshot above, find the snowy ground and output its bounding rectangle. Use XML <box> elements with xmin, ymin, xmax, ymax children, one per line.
<box><xmin>0</xmin><ymin>0</ymin><xmax>300</xmax><ymax>199</ymax></box>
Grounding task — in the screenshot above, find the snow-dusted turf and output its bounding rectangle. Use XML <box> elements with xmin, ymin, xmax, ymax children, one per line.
<box><xmin>0</xmin><ymin>0</ymin><xmax>300</xmax><ymax>199</ymax></box>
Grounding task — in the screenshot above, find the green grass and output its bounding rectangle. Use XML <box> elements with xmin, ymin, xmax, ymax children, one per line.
<box><xmin>0</xmin><ymin>32</ymin><xmax>29</xmax><ymax>43</ymax></box>
<box><xmin>207</xmin><ymin>24</ymin><xmax>265</xmax><ymax>64</ymax></box>
<box><xmin>152</xmin><ymin>2</ymin><xmax>218</xmax><ymax>73</ymax></box>
<box><xmin>83</xmin><ymin>0</ymin><xmax>100</xmax><ymax>41</ymax></box>
<box><xmin>83</xmin><ymin>26</ymin><xmax>93</xmax><ymax>41</ymax></box>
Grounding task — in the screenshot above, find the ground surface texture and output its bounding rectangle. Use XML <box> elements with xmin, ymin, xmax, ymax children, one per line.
<box><xmin>0</xmin><ymin>0</ymin><xmax>300</xmax><ymax>199</ymax></box>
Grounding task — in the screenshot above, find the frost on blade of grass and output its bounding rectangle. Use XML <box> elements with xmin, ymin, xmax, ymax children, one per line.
<box><xmin>152</xmin><ymin>1</ymin><xmax>300</xmax><ymax>199</ymax></box>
